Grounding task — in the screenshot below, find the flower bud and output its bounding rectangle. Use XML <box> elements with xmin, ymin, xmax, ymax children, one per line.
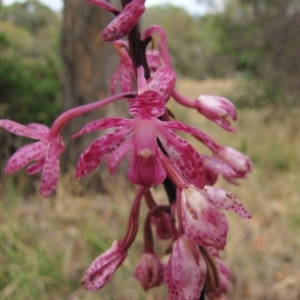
<box><xmin>216</xmin><ymin>146</ymin><xmax>252</xmax><ymax>175</ymax></box>
<box><xmin>196</xmin><ymin>95</ymin><xmax>237</xmax><ymax>132</ymax></box>
<box><xmin>81</xmin><ymin>241</ymin><xmax>127</xmax><ymax>291</ymax></box>
<box><xmin>165</xmin><ymin>235</ymin><xmax>207</xmax><ymax>299</ymax></box>
<box><xmin>134</xmin><ymin>252</ymin><xmax>164</xmax><ymax>290</ymax></box>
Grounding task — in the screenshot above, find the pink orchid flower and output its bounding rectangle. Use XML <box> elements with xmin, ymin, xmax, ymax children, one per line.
<box><xmin>179</xmin><ymin>185</ymin><xmax>228</xmax><ymax>249</ymax></box>
<box><xmin>0</xmin><ymin>92</ymin><xmax>136</xmax><ymax>197</ymax></box>
<box><xmin>0</xmin><ymin>120</ymin><xmax>64</xmax><ymax>197</ymax></box>
<box><xmin>73</xmin><ymin>90</ymin><xmax>216</xmax><ymax>188</ymax></box>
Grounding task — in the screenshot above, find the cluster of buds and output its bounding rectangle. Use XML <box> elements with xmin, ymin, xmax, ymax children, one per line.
<box><xmin>0</xmin><ymin>0</ymin><xmax>252</xmax><ymax>299</ymax></box>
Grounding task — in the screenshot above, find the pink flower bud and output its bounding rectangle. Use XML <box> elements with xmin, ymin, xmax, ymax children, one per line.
<box><xmin>207</xmin><ymin>257</ymin><xmax>231</xmax><ymax>299</ymax></box>
<box><xmin>180</xmin><ymin>185</ymin><xmax>228</xmax><ymax>249</ymax></box>
<box><xmin>150</xmin><ymin>210</ymin><xmax>173</xmax><ymax>240</ymax></box>
<box><xmin>216</xmin><ymin>146</ymin><xmax>252</xmax><ymax>175</ymax></box>
<box><xmin>134</xmin><ymin>252</ymin><xmax>164</xmax><ymax>290</ymax></box>
<box><xmin>165</xmin><ymin>235</ymin><xmax>207</xmax><ymax>299</ymax></box>
<box><xmin>81</xmin><ymin>241</ymin><xmax>127</xmax><ymax>291</ymax></box>
<box><xmin>196</xmin><ymin>95</ymin><xmax>237</xmax><ymax>132</ymax></box>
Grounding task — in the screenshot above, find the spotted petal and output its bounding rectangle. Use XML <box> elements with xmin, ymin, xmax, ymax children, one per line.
<box><xmin>159</xmin><ymin>127</ymin><xmax>205</xmax><ymax>189</ymax></box>
<box><xmin>39</xmin><ymin>144</ymin><xmax>59</xmax><ymax>197</ymax></box>
<box><xmin>162</xmin><ymin>120</ymin><xmax>216</xmax><ymax>153</ymax></box>
<box><xmin>76</xmin><ymin>127</ymin><xmax>133</xmax><ymax>179</ymax></box>
<box><xmin>72</xmin><ymin>117</ymin><xmax>131</xmax><ymax>138</ymax></box>
<box><xmin>0</xmin><ymin>120</ymin><xmax>45</xmax><ymax>139</ymax></box>
<box><xmin>204</xmin><ymin>186</ymin><xmax>251</xmax><ymax>219</ymax></box>
<box><xmin>5</xmin><ymin>141</ymin><xmax>46</xmax><ymax>174</ymax></box>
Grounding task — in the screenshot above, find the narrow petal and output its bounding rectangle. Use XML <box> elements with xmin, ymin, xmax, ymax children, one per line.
<box><xmin>204</xmin><ymin>186</ymin><xmax>251</xmax><ymax>219</ymax></box>
<box><xmin>76</xmin><ymin>127</ymin><xmax>133</xmax><ymax>178</ymax></box>
<box><xmin>5</xmin><ymin>141</ymin><xmax>46</xmax><ymax>174</ymax></box>
<box><xmin>72</xmin><ymin>117</ymin><xmax>131</xmax><ymax>138</ymax></box>
<box><xmin>159</xmin><ymin>127</ymin><xmax>205</xmax><ymax>189</ymax></box>
<box><xmin>86</xmin><ymin>0</ymin><xmax>120</xmax><ymax>13</ymax></box>
<box><xmin>120</xmin><ymin>68</ymin><xmax>134</xmax><ymax>93</ymax></box>
<box><xmin>39</xmin><ymin>142</ymin><xmax>61</xmax><ymax>197</ymax></box>
<box><xmin>26</xmin><ymin>158</ymin><xmax>45</xmax><ymax>175</ymax></box>
<box><xmin>162</xmin><ymin>120</ymin><xmax>216</xmax><ymax>153</ymax></box>
<box><xmin>127</xmin><ymin>154</ymin><xmax>166</xmax><ymax>187</ymax></box>
<box><xmin>109</xmin><ymin>64</ymin><xmax>122</xmax><ymax>94</ymax></box>
<box><xmin>27</xmin><ymin>123</ymin><xmax>50</xmax><ymax>134</ymax></box>
<box><xmin>107</xmin><ymin>139</ymin><xmax>132</xmax><ymax>174</ymax></box>
<box><xmin>0</xmin><ymin>120</ymin><xmax>44</xmax><ymax>139</ymax></box>
<box><xmin>101</xmin><ymin>0</ymin><xmax>145</xmax><ymax>41</ymax></box>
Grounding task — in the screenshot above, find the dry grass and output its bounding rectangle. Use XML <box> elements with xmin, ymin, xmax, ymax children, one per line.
<box><xmin>0</xmin><ymin>79</ymin><xmax>300</xmax><ymax>299</ymax></box>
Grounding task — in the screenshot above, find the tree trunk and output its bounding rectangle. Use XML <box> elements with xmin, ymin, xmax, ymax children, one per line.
<box><xmin>61</xmin><ymin>0</ymin><xmax>121</xmax><ymax>192</ymax></box>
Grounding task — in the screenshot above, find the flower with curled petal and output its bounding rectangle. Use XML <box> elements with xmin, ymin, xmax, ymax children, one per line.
<box><xmin>0</xmin><ymin>120</ymin><xmax>64</xmax><ymax>197</ymax></box>
<box><xmin>179</xmin><ymin>185</ymin><xmax>228</xmax><ymax>249</ymax></box>
<box><xmin>82</xmin><ymin>240</ymin><xmax>127</xmax><ymax>291</ymax></box>
<box><xmin>73</xmin><ymin>91</ymin><xmax>216</xmax><ymax>188</ymax></box>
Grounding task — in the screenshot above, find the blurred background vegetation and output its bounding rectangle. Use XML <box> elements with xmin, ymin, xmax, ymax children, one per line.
<box><xmin>0</xmin><ymin>0</ymin><xmax>300</xmax><ymax>299</ymax></box>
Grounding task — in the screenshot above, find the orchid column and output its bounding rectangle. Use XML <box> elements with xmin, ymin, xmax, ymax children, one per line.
<box><xmin>0</xmin><ymin>1</ymin><xmax>252</xmax><ymax>299</ymax></box>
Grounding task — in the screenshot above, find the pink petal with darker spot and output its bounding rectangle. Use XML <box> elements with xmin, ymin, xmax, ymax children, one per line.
<box><xmin>159</xmin><ymin>127</ymin><xmax>205</xmax><ymax>189</ymax></box>
<box><xmin>72</xmin><ymin>117</ymin><xmax>131</xmax><ymax>138</ymax></box>
<box><xmin>5</xmin><ymin>141</ymin><xmax>46</xmax><ymax>174</ymax></box>
<box><xmin>82</xmin><ymin>240</ymin><xmax>127</xmax><ymax>291</ymax></box>
<box><xmin>163</xmin><ymin>121</ymin><xmax>216</xmax><ymax>153</ymax></box>
<box><xmin>27</xmin><ymin>123</ymin><xmax>50</xmax><ymax>134</ymax></box>
<box><xmin>0</xmin><ymin>120</ymin><xmax>45</xmax><ymax>139</ymax></box>
<box><xmin>204</xmin><ymin>186</ymin><xmax>251</xmax><ymax>219</ymax></box>
<box><xmin>40</xmin><ymin>143</ymin><xmax>61</xmax><ymax>197</ymax></box>
<box><xmin>76</xmin><ymin>127</ymin><xmax>133</xmax><ymax>179</ymax></box>
<box><xmin>129</xmin><ymin>91</ymin><xmax>165</xmax><ymax>119</ymax></box>
<box><xmin>26</xmin><ymin>158</ymin><xmax>45</xmax><ymax>175</ymax></box>
<box><xmin>107</xmin><ymin>139</ymin><xmax>133</xmax><ymax>174</ymax></box>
